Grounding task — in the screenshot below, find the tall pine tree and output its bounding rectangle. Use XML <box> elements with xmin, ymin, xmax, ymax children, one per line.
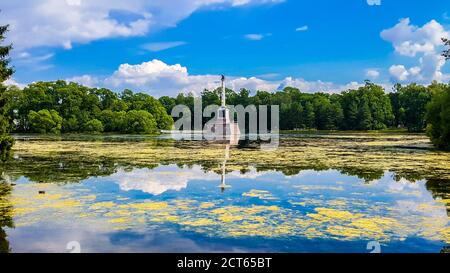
<box><xmin>0</xmin><ymin>23</ymin><xmax>14</xmax><ymax>161</ymax></box>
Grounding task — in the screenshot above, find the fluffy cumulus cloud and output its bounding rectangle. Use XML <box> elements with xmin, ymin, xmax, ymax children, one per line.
<box><xmin>103</xmin><ymin>59</ymin><xmax>217</xmax><ymax>96</ymax></box>
<box><xmin>0</xmin><ymin>0</ymin><xmax>282</xmax><ymax>50</ymax></box>
<box><xmin>277</xmin><ymin>77</ymin><xmax>363</xmax><ymax>93</ymax></box>
<box><xmin>365</xmin><ymin>69</ymin><xmax>380</xmax><ymax>79</ymax></box>
<box><xmin>3</xmin><ymin>78</ymin><xmax>26</xmax><ymax>89</ymax></box>
<box><xmin>66</xmin><ymin>59</ymin><xmax>365</xmax><ymax>97</ymax></box>
<box><xmin>381</xmin><ymin>18</ymin><xmax>450</xmax><ymax>83</ymax></box>
<box><xmin>66</xmin><ymin>75</ymin><xmax>101</xmax><ymax>88</ymax></box>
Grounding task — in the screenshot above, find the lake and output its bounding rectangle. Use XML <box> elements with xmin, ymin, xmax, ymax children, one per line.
<box><xmin>0</xmin><ymin>133</ymin><xmax>449</xmax><ymax>253</ymax></box>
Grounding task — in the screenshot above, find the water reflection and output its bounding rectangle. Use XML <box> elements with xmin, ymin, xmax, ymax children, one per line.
<box><xmin>220</xmin><ymin>145</ymin><xmax>231</xmax><ymax>193</ymax></box>
<box><xmin>0</xmin><ymin>135</ymin><xmax>449</xmax><ymax>252</ymax></box>
<box><xmin>0</xmin><ymin>175</ymin><xmax>13</xmax><ymax>253</ymax></box>
<box><xmin>0</xmin><ymin>165</ymin><xmax>448</xmax><ymax>252</ymax></box>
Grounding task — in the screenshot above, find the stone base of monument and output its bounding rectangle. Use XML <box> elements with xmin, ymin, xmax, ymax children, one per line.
<box><xmin>204</xmin><ymin>107</ymin><xmax>240</xmax><ymax>145</ymax></box>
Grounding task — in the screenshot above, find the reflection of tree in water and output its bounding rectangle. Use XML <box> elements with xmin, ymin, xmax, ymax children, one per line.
<box><xmin>0</xmin><ymin>138</ymin><xmax>449</xmax><ymax>209</ymax></box>
<box><xmin>0</xmin><ymin>144</ymin><xmax>445</xmax><ymax>185</ymax></box>
<box><xmin>0</xmin><ymin>146</ymin><xmax>445</xmax><ymax>186</ymax></box>
<box><xmin>1</xmin><ymin>154</ymin><xmax>121</xmax><ymax>184</ymax></box>
<box><xmin>426</xmin><ymin>178</ymin><xmax>450</xmax><ymax>215</ymax></box>
<box><xmin>426</xmin><ymin>178</ymin><xmax>450</xmax><ymax>253</ymax></box>
<box><xmin>0</xmin><ymin>179</ymin><xmax>13</xmax><ymax>253</ymax></box>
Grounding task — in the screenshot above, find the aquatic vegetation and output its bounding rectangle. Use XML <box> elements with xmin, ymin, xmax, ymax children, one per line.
<box><xmin>242</xmin><ymin>189</ymin><xmax>277</xmax><ymax>200</ymax></box>
<box><xmin>4</xmin><ymin>133</ymin><xmax>449</xmax><ymax>184</ymax></box>
<box><xmin>0</xmin><ymin>133</ymin><xmax>449</xmax><ymax>252</ymax></box>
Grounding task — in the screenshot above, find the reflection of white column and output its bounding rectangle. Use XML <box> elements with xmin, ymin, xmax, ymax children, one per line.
<box><xmin>220</xmin><ymin>144</ymin><xmax>230</xmax><ymax>192</ymax></box>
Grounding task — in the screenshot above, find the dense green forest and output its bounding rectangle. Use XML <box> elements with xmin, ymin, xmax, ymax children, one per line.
<box><xmin>5</xmin><ymin>81</ymin><xmax>173</xmax><ymax>134</ymax></box>
<box><xmin>160</xmin><ymin>81</ymin><xmax>449</xmax><ymax>139</ymax></box>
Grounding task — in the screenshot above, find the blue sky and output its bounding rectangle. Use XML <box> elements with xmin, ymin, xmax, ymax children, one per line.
<box><xmin>2</xmin><ymin>0</ymin><xmax>450</xmax><ymax>96</ymax></box>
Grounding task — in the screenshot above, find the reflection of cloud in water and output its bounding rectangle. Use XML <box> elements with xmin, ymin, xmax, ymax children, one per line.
<box><xmin>109</xmin><ymin>166</ymin><xmax>209</xmax><ymax>195</ymax></box>
<box><xmin>5</xmin><ymin>168</ymin><xmax>450</xmax><ymax>252</ymax></box>
<box><xmin>387</xmin><ymin>178</ymin><xmax>421</xmax><ymax>192</ymax></box>
<box><xmin>7</xmin><ymin>225</ymin><xmax>255</xmax><ymax>253</ymax></box>
<box><xmin>108</xmin><ymin>165</ymin><xmax>269</xmax><ymax>195</ymax></box>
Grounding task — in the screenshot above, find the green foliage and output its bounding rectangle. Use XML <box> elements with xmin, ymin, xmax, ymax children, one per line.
<box><xmin>426</xmin><ymin>84</ymin><xmax>450</xmax><ymax>150</ymax></box>
<box><xmin>159</xmin><ymin>96</ymin><xmax>176</xmax><ymax>115</ymax></box>
<box><xmin>99</xmin><ymin>110</ymin><xmax>126</xmax><ymax>132</ymax></box>
<box><xmin>341</xmin><ymin>83</ymin><xmax>393</xmax><ymax>130</ymax></box>
<box><xmin>0</xmin><ymin>24</ymin><xmax>13</xmax><ymax>83</ymax></box>
<box><xmin>83</xmin><ymin>119</ymin><xmax>104</xmax><ymax>133</ymax></box>
<box><xmin>121</xmin><ymin>90</ymin><xmax>173</xmax><ymax>130</ymax></box>
<box><xmin>0</xmin><ymin>85</ymin><xmax>12</xmax><ymax>134</ymax></box>
<box><xmin>28</xmin><ymin>109</ymin><xmax>63</xmax><ymax>134</ymax></box>
<box><xmin>62</xmin><ymin>115</ymin><xmax>80</xmax><ymax>132</ymax></box>
<box><xmin>8</xmin><ymin>81</ymin><xmax>173</xmax><ymax>134</ymax></box>
<box><xmin>0</xmin><ymin>23</ymin><xmax>15</xmax><ymax>161</ymax></box>
<box><xmin>442</xmin><ymin>37</ymin><xmax>450</xmax><ymax>60</ymax></box>
<box><xmin>0</xmin><ymin>134</ymin><xmax>14</xmax><ymax>162</ymax></box>
<box><xmin>159</xmin><ymin>83</ymin><xmax>397</xmax><ymax>132</ymax></box>
<box><xmin>123</xmin><ymin>110</ymin><xmax>158</xmax><ymax>134</ymax></box>
<box><xmin>393</xmin><ymin>83</ymin><xmax>432</xmax><ymax>132</ymax></box>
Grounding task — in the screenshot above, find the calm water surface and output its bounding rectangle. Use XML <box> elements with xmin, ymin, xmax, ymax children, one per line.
<box><xmin>0</xmin><ymin>135</ymin><xmax>449</xmax><ymax>253</ymax></box>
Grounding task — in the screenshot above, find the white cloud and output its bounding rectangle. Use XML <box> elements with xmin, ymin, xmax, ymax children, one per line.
<box><xmin>3</xmin><ymin>78</ymin><xmax>26</xmax><ymax>89</ymax></box>
<box><xmin>11</xmin><ymin>51</ymin><xmax>55</xmax><ymax>71</ymax></box>
<box><xmin>389</xmin><ymin>65</ymin><xmax>410</xmax><ymax>81</ymax></box>
<box><xmin>142</xmin><ymin>41</ymin><xmax>187</xmax><ymax>52</ymax></box>
<box><xmin>295</xmin><ymin>25</ymin><xmax>308</xmax><ymax>32</ymax></box>
<box><xmin>0</xmin><ymin>0</ymin><xmax>282</xmax><ymax>50</ymax></box>
<box><xmin>66</xmin><ymin>75</ymin><xmax>100</xmax><ymax>88</ymax></box>
<box><xmin>381</xmin><ymin>18</ymin><xmax>448</xmax><ymax>57</ymax></box>
<box><xmin>66</xmin><ymin>59</ymin><xmax>366</xmax><ymax>97</ymax></box>
<box><xmin>229</xmin><ymin>76</ymin><xmax>279</xmax><ymax>91</ymax></box>
<box><xmin>365</xmin><ymin>69</ymin><xmax>380</xmax><ymax>79</ymax></box>
<box><xmin>244</xmin><ymin>33</ymin><xmax>265</xmax><ymax>41</ymax></box>
<box><xmin>103</xmin><ymin>59</ymin><xmax>214</xmax><ymax>96</ymax></box>
<box><xmin>381</xmin><ymin>18</ymin><xmax>450</xmax><ymax>83</ymax></box>
<box><xmin>367</xmin><ymin>0</ymin><xmax>381</xmax><ymax>6</ymax></box>
<box><xmin>278</xmin><ymin>77</ymin><xmax>364</xmax><ymax>93</ymax></box>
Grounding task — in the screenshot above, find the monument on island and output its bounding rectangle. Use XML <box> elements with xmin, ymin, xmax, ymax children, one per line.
<box><xmin>205</xmin><ymin>75</ymin><xmax>240</xmax><ymax>145</ymax></box>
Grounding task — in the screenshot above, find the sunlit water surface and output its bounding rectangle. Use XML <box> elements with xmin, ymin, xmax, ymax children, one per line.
<box><xmin>0</xmin><ymin>135</ymin><xmax>449</xmax><ymax>253</ymax></box>
<box><xmin>1</xmin><ymin>166</ymin><xmax>448</xmax><ymax>253</ymax></box>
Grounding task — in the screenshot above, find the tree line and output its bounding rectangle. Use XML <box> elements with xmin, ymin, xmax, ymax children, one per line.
<box><xmin>159</xmin><ymin>81</ymin><xmax>449</xmax><ymax>142</ymax></box>
<box><xmin>1</xmin><ymin>78</ymin><xmax>449</xmax><ymax>151</ymax></box>
<box><xmin>5</xmin><ymin>81</ymin><xmax>173</xmax><ymax>135</ymax></box>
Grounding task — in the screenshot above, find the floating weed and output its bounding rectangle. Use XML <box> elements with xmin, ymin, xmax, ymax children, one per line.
<box><xmin>1</xmin><ymin>134</ymin><xmax>450</xmax><ymax>245</ymax></box>
<box><xmin>121</xmin><ymin>202</ymin><xmax>169</xmax><ymax>211</ymax></box>
<box><xmin>242</xmin><ymin>189</ymin><xmax>277</xmax><ymax>200</ymax></box>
